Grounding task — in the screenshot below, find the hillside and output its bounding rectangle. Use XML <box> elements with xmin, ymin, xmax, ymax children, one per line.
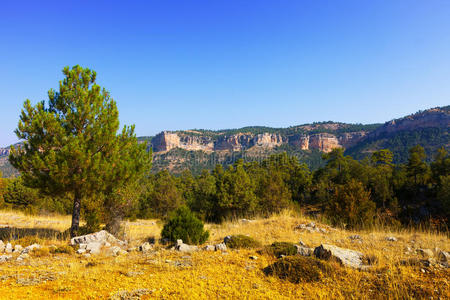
<box><xmin>2</xmin><ymin>106</ymin><xmax>449</xmax><ymax>177</ymax></box>
<box><xmin>0</xmin><ymin>209</ymin><xmax>448</xmax><ymax>299</ymax></box>
<box><xmin>147</xmin><ymin>106</ymin><xmax>449</xmax><ymax>174</ymax></box>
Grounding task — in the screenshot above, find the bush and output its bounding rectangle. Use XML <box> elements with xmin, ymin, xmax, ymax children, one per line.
<box><xmin>225</xmin><ymin>235</ymin><xmax>261</xmax><ymax>249</ymax></box>
<box><xmin>262</xmin><ymin>242</ymin><xmax>297</xmax><ymax>257</ymax></box>
<box><xmin>263</xmin><ymin>256</ymin><xmax>333</xmax><ymax>283</ymax></box>
<box><xmin>325</xmin><ymin>179</ymin><xmax>376</xmax><ymax>229</ymax></box>
<box><xmin>50</xmin><ymin>245</ymin><xmax>75</xmax><ymax>255</ymax></box>
<box><xmin>31</xmin><ymin>247</ymin><xmax>50</xmax><ymax>257</ymax></box>
<box><xmin>161</xmin><ymin>206</ymin><xmax>209</xmax><ymax>245</ymax></box>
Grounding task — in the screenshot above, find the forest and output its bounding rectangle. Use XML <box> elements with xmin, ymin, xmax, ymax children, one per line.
<box><xmin>1</xmin><ymin>144</ymin><xmax>449</xmax><ymax>232</ymax></box>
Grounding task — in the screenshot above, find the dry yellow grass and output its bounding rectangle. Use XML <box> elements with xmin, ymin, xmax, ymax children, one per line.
<box><xmin>0</xmin><ymin>209</ymin><xmax>448</xmax><ymax>299</ymax></box>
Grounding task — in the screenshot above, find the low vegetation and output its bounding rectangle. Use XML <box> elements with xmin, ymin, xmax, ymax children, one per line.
<box><xmin>0</xmin><ymin>209</ymin><xmax>448</xmax><ymax>299</ymax></box>
<box><xmin>161</xmin><ymin>206</ymin><xmax>209</xmax><ymax>245</ymax></box>
<box><xmin>263</xmin><ymin>255</ymin><xmax>334</xmax><ymax>283</ymax></box>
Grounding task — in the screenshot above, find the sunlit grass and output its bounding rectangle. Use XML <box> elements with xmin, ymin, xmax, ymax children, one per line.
<box><xmin>0</xmin><ymin>209</ymin><xmax>448</xmax><ymax>299</ymax></box>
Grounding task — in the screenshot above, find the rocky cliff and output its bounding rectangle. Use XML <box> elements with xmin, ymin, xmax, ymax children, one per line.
<box><xmin>150</xmin><ymin>129</ymin><xmax>367</xmax><ymax>153</ymax></box>
<box><xmin>369</xmin><ymin>107</ymin><xmax>449</xmax><ymax>138</ymax></box>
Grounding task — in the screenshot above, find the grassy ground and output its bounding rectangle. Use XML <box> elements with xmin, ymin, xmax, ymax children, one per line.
<box><xmin>0</xmin><ymin>209</ymin><xmax>448</xmax><ymax>299</ymax></box>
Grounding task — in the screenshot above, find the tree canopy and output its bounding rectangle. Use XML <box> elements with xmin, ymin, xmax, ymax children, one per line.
<box><xmin>10</xmin><ymin>65</ymin><xmax>151</xmax><ymax>236</ymax></box>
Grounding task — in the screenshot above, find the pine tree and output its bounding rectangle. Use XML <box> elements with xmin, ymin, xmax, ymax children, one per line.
<box><xmin>9</xmin><ymin>65</ymin><xmax>151</xmax><ymax>237</ymax></box>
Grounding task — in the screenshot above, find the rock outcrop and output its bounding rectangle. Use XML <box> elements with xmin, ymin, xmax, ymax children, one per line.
<box><xmin>369</xmin><ymin>107</ymin><xmax>449</xmax><ymax>138</ymax></box>
<box><xmin>314</xmin><ymin>244</ymin><xmax>369</xmax><ymax>269</ymax></box>
<box><xmin>150</xmin><ymin>129</ymin><xmax>365</xmax><ymax>153</ymax></box>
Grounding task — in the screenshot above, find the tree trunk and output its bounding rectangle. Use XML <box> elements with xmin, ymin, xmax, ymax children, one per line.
<box><xmin>70</xmin><ymin>192</ymin><xmax>82</xmax><ymax>238</ymax></box>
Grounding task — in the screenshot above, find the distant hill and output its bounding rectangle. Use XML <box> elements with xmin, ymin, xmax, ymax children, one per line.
<box><xmin>1</xmin><ymin>106</ymin><xmax>449</xmax><ymax>177</ymax></box>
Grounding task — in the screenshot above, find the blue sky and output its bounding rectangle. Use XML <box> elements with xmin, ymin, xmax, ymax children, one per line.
<box><xmin>1</xmin><ymin>1</ymin><xmax>449</xmax><ymax>146</ymax></box>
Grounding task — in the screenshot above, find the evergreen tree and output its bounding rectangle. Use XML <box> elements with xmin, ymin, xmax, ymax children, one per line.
<box><xmin>9</xmin><ymin>65</ymin><xmax>151</xmax><ymax>236</ymax></box>
<box><xmin>406</xmin><ymin>145</ymin><xmax>430</xmax><ymax>186</ymax></box>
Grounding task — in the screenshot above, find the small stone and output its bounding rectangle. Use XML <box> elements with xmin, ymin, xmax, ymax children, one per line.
<box><xmin>14</xmin><ymin>245</ymin><xmax>23</xmax><ymax>253</ymax></box>
<box><xmin>416</xmin><ymin>248</ymin><xmax>434</xmax><ymax>258</ymax></box>
<box><xmin>203</xmin><ymin>245</ymin><xmax>215</xmax><ymax>251</ymax></box>
<box><xmin>249</xmin><ymin>255</ymin><xmax>258</xmax><ymax>260</ymax></box>
<box><xmin>295</xmin><ymin>245</ymin><xmax>314</xmax><ymax>256</ymax></box>
<box><xmin>385</xmin><ymin>237</ymin><xmax>397</xmax><ymax>242</ymax></box>
<box><xmin>0</xmin><ymin>255</ymin><xmax>12</xmax><ymax>263</ymax></box>
<box><xmin>438</xmin><ymin>251</ymin><xmax>450</xmax><ymax>263</ymax></box>
<box><xmin>349</xmin><ymin>235</ymin><xmax>362</xmax><ymax>241</ymax></box>
<box><xmin>421</xmin><ymin>268</ymin><xmax>426</xmax><ymax>273</ymax></box>
<box><xmin>139</xmin><ymin>242</ymin><xmax>153</xmax><ymax>252</ymax></box>
<box><xmin>215</xmin><ymin>243</ymin><xmax>227</xmax><ymax>251</ymax></box>
<box><xmin>16</xmin><ymin>253</ymin><xmax>29</xmax><ymax>261</ymax></box>
<box><xmin>5</xmin><ymin>243</ymin><xmax>13</xmax><ymax>254</ymax></box>
<box><xmin>175</xmin><ymin>243</ymin><xmax>198</xmax><ymax>253</ymax></box>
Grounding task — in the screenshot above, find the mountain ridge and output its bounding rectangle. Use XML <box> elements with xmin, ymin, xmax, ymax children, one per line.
<box><xmin>1</xmin><ymin>106</ymin><xmax>449</xmax><ymax>176</ymax></box>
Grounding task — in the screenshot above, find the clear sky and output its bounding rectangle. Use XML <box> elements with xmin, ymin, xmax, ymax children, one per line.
<box><xmin>1</xmin><ymin>1</ymin><xmax>449</xmax><ymax>146</ymax></box>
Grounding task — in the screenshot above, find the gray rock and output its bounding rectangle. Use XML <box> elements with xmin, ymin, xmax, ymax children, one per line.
<box><xmin>14</xmin><ymin>244</ymin><xmax>23</xmax><ymax>253</ymax></box>
<box><xmin>176</xmin><ymin>239</ymin><xmax>183</xmax><ymax>246</ymax></box>
<box><xmin>203</xmin><ymin>245</ymin><xmax>215</xmax><ymax>251</ymax></box>
<box><xmin>295</xmin><ymin>245</ymin><xmax>314</xmax><ymax>256</ymax></box>
<box><xmin>314</xmin><ymin>244</ymin><xmax>367</xmax><ymax>269</ymax></box>
<box><xmin>108</xmin><ymin>246</ymin><xmax>126</xmax><ymax>256</ymax></box>
<box><xmin>86</xmin><ymin>242</ymin><xmax>102</xmax><ymax>255</ymax></box>
<box><xmin>175</xmin><ymin>243</ymin><xmax>198</xmax><ymax>253</ymax></box>
<box><xmin>0</xmin><ymin>240</ymin><xmax>4</xmax><ymax>253</ymax></box>
<box><xmin>215</xmin><ymin>243</ymin><xmax>227</xmax><ymax>251</ymax></box>
<box><xmin>349</xmin><ymin>235</ymin><xmax>362</xmax><ymax>241</ymax></box>
<box><xmin>416</xmin><ymin>248</ymin><xmax>434</xmax><ymax>258</ymax></box>
<box><xmin>77</xmin><ymin>248</ymin><xmax>86</xmax><ymax>254</ymax></box>
<box><xmin>139</xmin><ymin>242</ymin><xmax>153</xmax><ymax>252</ymax></box>
<box><xmin>385</xmin><ymin>236</ymin><xmax>397</xmax><ymax>242</ymax></box>
<box><xmin>70</xmin><ymin>230</ymin><xmax>125</xmax><ymax>246</ymax></box>
<box><xmin>21</xmin><ymin>243</ymin><xmax>41</xmax><ymax>254</ymax></box>
<box><xmin>438</xmin><ymin>251</ymin><xmax>450</xmax><ymax>263</ymax></box>
<box><xmin>16</xmin><ymin>253</ymin><xmax>29</xmax><ymax>261</ymax></box>
<box><xmin>0</xmin><ymin>255</ymin><xmax>12</xmax><ymax>263</ymax></box>
<box><xmin>5</xmin><ymin>243</ymin><xmax>12</xmax><ymax>254</ymax></box>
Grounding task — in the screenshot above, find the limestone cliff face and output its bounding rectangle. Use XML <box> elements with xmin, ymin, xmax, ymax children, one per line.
<box><xmin>151</xmin><ymin>131</ymin><xmax>355</xmax><ymax>153</ymax></box>
<box><xmin>338</xmin><ymin>131</ymin><xmax>367</xmax><ymax>148</ymax></box>
<box><xmin>309</xmin><ymin>133</ymin><xmax>341</xmax><ymax>153</ymax></box>
<box><xmin>151</xmin><ymin>131</ymin><xmax>215</xmax><ymax>152</ymax></box>
<box><xmin>370</xmin><ymin>107</ymin><xmax>449</xmax><ymax>138</ymax></box>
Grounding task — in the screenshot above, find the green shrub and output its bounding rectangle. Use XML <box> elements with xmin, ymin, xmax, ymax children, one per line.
<box><xmin>50</xmin><ymin>245</ymin><xmax>75</xmax><ymax>255</ymax></box>
<box><xmin>262</xmin><ymin>242</ymin><xmax>298</xmax><ymax>257</ymax></box>
<box><xmin>225</xmin><ymin>235</ymin><xmax>261</xmax><ymax>249</ymax></box>
<box><xmin>161</xmin><ymin>206</ymin><xmax>209</xmax><ymax>245</ymax></box>
<box><xmin>263</xmin><ymin>256</ymin><xmax>333</xmax><ymax>283</ymax></box>
<box><xmin>325</xmin><ymin>179</ymin><xmax>376</xmax><ymax>229</ymax></box>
